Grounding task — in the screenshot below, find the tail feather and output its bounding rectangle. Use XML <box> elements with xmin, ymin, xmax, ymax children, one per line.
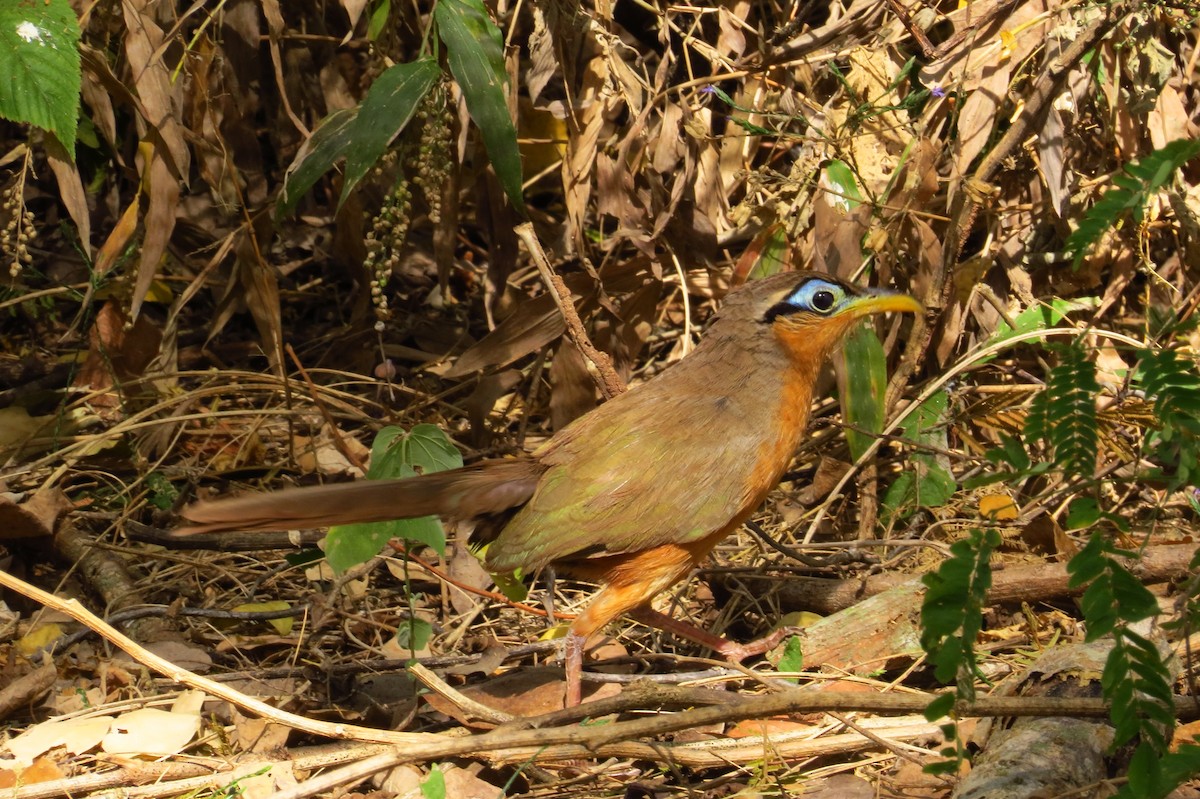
<box><xmin>176</xmin><ymin>459</ymin><xmax>543</xmax><ymax>535</ymax></box>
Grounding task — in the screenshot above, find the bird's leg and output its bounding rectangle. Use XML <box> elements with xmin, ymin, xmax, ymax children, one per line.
<box><xmin>628</xmin><ymin>606</ymin><xmax>802</xmax><ymax>663</ymax></box>
<box><xmin>563</xmin><ymin>630</ymin><xmax>586</xmax><ymax>707</ymax></box>
<box><xmin>542</xmin><ymin>565</ymin><xmax>558</xmax><ymax>625</ymax></box>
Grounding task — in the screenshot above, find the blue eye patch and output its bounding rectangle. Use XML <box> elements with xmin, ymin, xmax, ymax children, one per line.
<box><xmin>762</xmin><ymin>278</ymin><xmax>847</xmax><ymax>322</ymax></box>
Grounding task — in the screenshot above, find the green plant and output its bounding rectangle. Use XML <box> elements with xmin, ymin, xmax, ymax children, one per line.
<box><xmin>277</xmin><ymin>0</ymin><xmax>524</xmax><ymax>218</ymax></box>
<box><xmin>920</xmin><ymin>342</ymin><xmax>1200</xmax><ymax>791</ymax></box>
<box><xmin>1066</xmin><ymin>138</ymin><xmax>1200</xmax><ymax>267</ymax></box>
<box><xmin>0</xmin><ymin>0</ymin><xmax>81</xmax><ymax>159</ymax></box>
<box><xmin>325</xmin><ymin>424</ymin><xmax>463</xmax><ymax>655</ymax></box>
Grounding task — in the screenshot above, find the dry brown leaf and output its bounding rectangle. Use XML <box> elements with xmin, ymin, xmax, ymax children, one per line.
<box><xmin>1148</xmin><ymin>83</ymin><xmax>1196</xmax><ymax>150</ymax></box>
<box><xmin>549</xmin><ymin>338</ymin><xmax>596</xmax><ymax>430</ymax></box>
<box><xmin>232</xmin><ymin>707</ymin><xmax>292</xmax><ymax>754</ymax></box>
<box><xmin>4</xmin><ymin>716</ymin><xmax>114</xmax><ymax>765</ymax></box>
<box><xmin>1037</xmin><ymin>105</ymin><xmax>1069</xmax><ymax>217</ymax></box>
<box><xmin>73</xmin><ymin>300</ymin><xmax>164</xmax><ymax>404</ymax></box>
<box><xmin>93</xmin><ymin>194</ymin><xmax>141</xmax><ymax>276</ymax></box>
<box><xmin>43</xmin><ymin>136</ymin><xmax>91</xmax><ymax>256</ymax></box>
<box><xmin>338</xmin><ymin>0</ymin><xmax>370</xmax><ymax>36</ymax></box>
<box><xmin>564</xmin><ymin>51</ymin><xmax>611</xmax><ymax>251</ymax></box>
<box><xmin>441</xmin><ymin>764</ymin><xmax>505</xmax><ymax>799</ymax></box>
<box><xmin>0</xmin><ymin>488</ymin><xmax>71</xmax><ymax>540</ymax></box>
<box><xmin>120</xmin><ymin>1</ymin><xmax>188</xmax><ymax>320</ymax></box>
<box><xmin>444</xmin><ymin>275</ymin><xmax>598</xmax><ymax>377</ymax></box>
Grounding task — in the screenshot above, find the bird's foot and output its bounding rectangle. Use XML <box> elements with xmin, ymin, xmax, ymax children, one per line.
<box><xmin>627</xmin><ymin>607</ymin><xmax>803</xmax><ymax>663</ymax></box>
<box><xmin>715</xmin><ymin>626</ymin><xmax>805</xmax><ymax>663</ymax></box>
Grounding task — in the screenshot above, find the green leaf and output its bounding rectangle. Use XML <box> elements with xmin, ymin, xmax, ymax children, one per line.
<box><xmin>367</xmin><ymin>0</ymin><xmax>391</xmax><ymax>40</ymax></box>
<box><xmin>284</xmin><ymin>548</ymin><xmax>325</xmax><ymax>569</ymax></box>
<box><xmin>823</xmin><ymin>159</ymin><xmax>863</xmax><ymax>210</ymax></box>
<box><xmin>340</xmin><ymin>59</ymin><xmax>440</xmax><ymax>208</ymax></box>
<box><xmin>882</xmin><ymin>391</ymin><xmax>957</xmax><ymax>522</ymax></box>
<box><xmin>924</xmin><ymin>692</ymin><xmax>955</xmax><ymax>721</ymax></box>
<box><xmin>435</xmin><ymin>0</ymin><xmax>526</xmax><ymax>215</ymax></box>
<box><xmin>776</xmin><ymin>636</ymin><xmax>804</xmax><ymax>681</ymax></box>
<box><xmin>419</xmin><ymin>764</ymin><xmax>446</xmax><ymax>799</ymax></box>
<box><xmin>984</xmin><ymin>298</ymin><xmax>1098</xmax><ymax>350</ymax></box>
<box><xmin>746</xmin><ymin>225</ymin><xmax>790</xmax><ymax>281</ymax></box>
<box><xmin>920</xmin><ymin>528</ymin><xmax>998</xmax><ymax>696</ymax></box>
<box><xmin>840</xmin><ymin>323</ymin><xmax>888</xmax><ymax>461</ymax></box>
<box><xmin>1066</xmin><ymin>497</ymin><xmax>1101</xmax><ymax>530</ymax></box>
<box><xmin>277</xmin><ymin>108</ymin><xmax>359</xmax><ymax>218</ymax></box>
<box><xmin>489</xmin><ymin>568</ymin><xmax>528</xmax><ymax>602</ymax></box>
<box><xmin>0</xmin><ymin>0</ymin><xmax>82</xmax><ymax>160</ymax></box>
<box><xmin>367</xmin><ymin>424</ymin><xmax>463</xmax><ymax>480</ymax></box>
<box><xmin>396</xmin><ymin>616</ymin><xmax>433</xmax><ymax>652</ymax></box>
<box><xmin>1024</xmin><ymin>344</ymin><xmax>1100</xmax><ymax>480</ymax></box>
<box><xmin>325</xmin><ymin>425</ymin><xmax>463</xmax><ymax>573</ymax></box>
<box><xmin>144</xmin><ymin>472</ymin><xmax>179</xmax><ymax>511</ymax></box>
<box><xmin>1066</xmin><ymin>138</ymin><xmax>1200</xmax><ymax>267</ymax></box>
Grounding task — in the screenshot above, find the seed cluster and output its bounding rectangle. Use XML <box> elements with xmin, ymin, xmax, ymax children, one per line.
<box><xmin>2</xmin><ymin>150</ymin><xmax>36</xmax><ymax>278</ymax></box>
<box><xmin>363</xmin><ymin>84</ymin><xmax>455</xmax><ymax>326</ymax></box>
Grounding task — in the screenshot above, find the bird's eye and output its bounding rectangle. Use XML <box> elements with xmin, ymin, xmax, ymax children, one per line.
<box><xmin>811</xmin><ymin>290</ymin><xmax>836</xmax><ymax>312</ymax></box>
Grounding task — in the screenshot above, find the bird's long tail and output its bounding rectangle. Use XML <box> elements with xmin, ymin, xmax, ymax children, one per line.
<box><xmin>175</xmin><ymin>459</ymin><xmax>542</xmax><ymax>535</ymax></box>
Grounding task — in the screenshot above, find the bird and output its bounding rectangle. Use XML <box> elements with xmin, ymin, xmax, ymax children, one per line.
<box><xmin>178</xmin><ymin>271</ymin><xmax>922</xmax><ymax>706</ymax></box>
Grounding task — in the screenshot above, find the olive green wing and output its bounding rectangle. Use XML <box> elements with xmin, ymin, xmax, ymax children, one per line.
<box><xmin>484</xmin><ymin>389</ymin><xmax>770</xmax><ymax>573</ymax></box>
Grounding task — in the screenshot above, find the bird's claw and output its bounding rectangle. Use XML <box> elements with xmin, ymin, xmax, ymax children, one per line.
<box><xmin>717</xmin><ymin>625</ymin><xmax>805</xmax><ymax>663</ymax></box>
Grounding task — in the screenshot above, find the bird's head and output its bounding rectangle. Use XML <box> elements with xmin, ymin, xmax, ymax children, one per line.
<box><xmin>736</xmin><ymin>272</ymin><xmax>923</xmax><ymax>366</ymax></box>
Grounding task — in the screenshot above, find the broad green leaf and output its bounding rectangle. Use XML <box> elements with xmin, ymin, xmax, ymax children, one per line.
<box><xmin>325</xmin><ymin>425</ymin><xmax>463</xmax><ymax>573</ymax></box>
<box><xmin>823</xmin><ymin>159</ymin><xmax>863</xmax><ymax>210</ymax></box>
<box><xmin>840</xmin><ymin>323</ymin><xmax>887</xmax><ymax>462</ymax></box>
<box><xmin>367</xmin><ymin>423</ymin><xmax>463</xmax><ymax>479</ymax></box>
<box><xmin>882</xmin><ymin>391</ymin><xmax>956</xmax><ymax>522</ymax></box>
<box><xmin>0</xmin><ymin>0</ymin><xmax>81</xmax><ymax>160</ymax></box>
<box><xmin>490</xmin><ymin>568</ymin><xmax>528</xmax><ymax>602</ymax></box>
<box><xmin>1066</xmin><ymin>497</ymin><xmax>1101</xmax><ymax>530</ymax></box>
<box><xmin>232</xmin><ymin>601</ymin><xmax>293</xmax><ymax>635</ymax></box>
<box><xmin>746</xmin><ymin>225</ymin><xmax>790</xmax><ymax>281</ymax></box>
<box><xmin>367</xmin><ymin>0</ymin><xmax>391</xmax><ymax>40</ymax></box>
<box><xmin>419</xmin><ymin>764</ymin><xmax>446</xmax><ymax>799</ymax></box>
<box><xmin>776</xmin><ymin>636</ymin><xmax>803</xmax><ymax>682</ymax></box>
<box><xmin>340</xmin><ymin>58</ymin><xmax>440</xmax><ymax>207</ymax></box>
<box><xmin>435</xmin><ymin>0</ymin><xmax>526</xmax><ymax>215</ymax></box>
<box><xmin>984</xmin><ymin>297</ymin><xmax>1098</xmax><ymax>349</ymax></box>
<box><xmin>277</xmin><ymin>108</ymin><xmax>359</xmax><ymax>217</ymax></box>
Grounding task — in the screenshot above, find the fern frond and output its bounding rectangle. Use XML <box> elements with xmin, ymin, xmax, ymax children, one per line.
<box><xmin>1025</xmin><ymin>344</ymin><xmax>1100</xmax><ymax>481</ymax></box>
<box><xmin>1066</xmin><ymin>138</ymin><xmax>1200</xmax><ymax>266</ymax></box>
<box><xmin>920</xmin><ymin>528</ymin><xmax>1000</xmax><ymax>700</ymax></box>
<box><xmin>1138</xmin><ymin>348</ymin><xmax>1200</xmax><ymax>489</ymax></box>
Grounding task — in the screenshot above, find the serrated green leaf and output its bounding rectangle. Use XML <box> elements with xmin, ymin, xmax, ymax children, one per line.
<box><xmin>339</xmin><ymin>59</ymin><xmax>440</xmax><ymax>208</ymax></box>
<box><xmin>0</xmin><ymin>0</ymin><xmax>81</xmax><ymax>160</ymax></box>
<box><xmin>435</xmin><ymin>0</ymin><xmax>525</xmax><ymax>215</ymax></box>
<box><xmin>325</xmin><ymin>425</ymin><xmax>463</xmax><ymax>573</ymax></box>
<box><xmin>1066</xmin><ymin>138</ymin><xmax>1200</xmax><ymax>266</ymax></box>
